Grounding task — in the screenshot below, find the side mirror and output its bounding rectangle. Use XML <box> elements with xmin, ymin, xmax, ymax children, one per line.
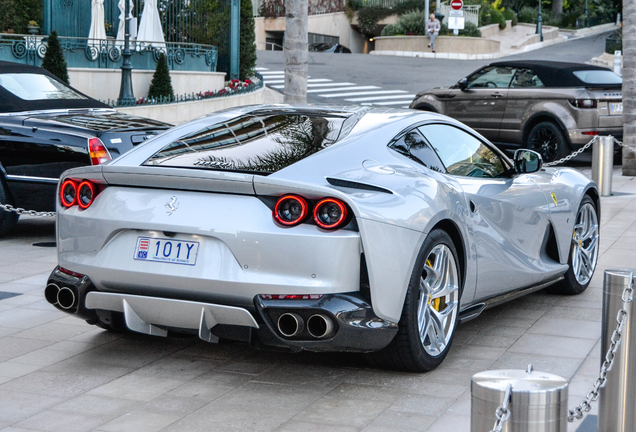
<box><xmin>514</xmin><ymin>149</ymin><xmax>543</xmax><ymax>174</ymax></box>
<box><xmin>457</xmin><ymin>78</ymin><xmax>468</xmax><ymax>91</ymax></box>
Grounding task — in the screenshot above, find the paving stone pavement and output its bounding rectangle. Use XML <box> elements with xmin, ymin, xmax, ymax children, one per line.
<box><xmin>0</xmin><ymin>167</ymin><xmax>634</xmax><ymax>432</ymax></box>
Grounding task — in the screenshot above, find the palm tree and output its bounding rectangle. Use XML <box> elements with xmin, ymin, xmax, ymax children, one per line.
<box><xmin>624</xmin><ymin>0</ymin><xmax>636</xmax><ymax>176</ymax></box>
<box><xmin>283</xmin><ymin>0</ymin><xmax>308</xmax><ymax>103</ymax></box>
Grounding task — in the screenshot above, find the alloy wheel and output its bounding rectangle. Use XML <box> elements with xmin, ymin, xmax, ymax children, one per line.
<box><xmin>529</xmin><ymin>127</ymin><xmax>558</xmax><ymax>161</ymax></box>
<box><xmin>571</xmin><ymin>202</ymin><xmax>599</xmax><ymax>285</ymax></box>
<box><xmin>417</xmin><ymin>244</ymin><xmax>460</xmax><ymax>357</ymax></box>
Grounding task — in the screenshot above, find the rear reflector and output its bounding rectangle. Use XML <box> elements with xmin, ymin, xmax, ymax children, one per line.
<box><xmin>260</xmin><ymin>294</ymin><xmax>323</xmax><ymax>300</ymax></box>
<box><xmin>88</xmin><ymin>137</ymin><xmax>112</xmax><ymax>165</ymax></box>
<box><xmin>58</xmin><ymin>267</ymin><xmax>85</xmax><ymax>279</ymax></box>
<box><xmin>582</xmin><ymin>131</ymin><xmax>599</xmax><ymax>136</ymax></box>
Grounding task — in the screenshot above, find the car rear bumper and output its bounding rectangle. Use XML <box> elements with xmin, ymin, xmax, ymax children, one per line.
<box><xmin>569</xmin><ymin>128</ymin><xmax>623</xmax><ymax>147</ymax></box>
<box><xmin>45</xmin><ymin>267</ymin><xmax>398</xmax><ymax>353</ymax></box>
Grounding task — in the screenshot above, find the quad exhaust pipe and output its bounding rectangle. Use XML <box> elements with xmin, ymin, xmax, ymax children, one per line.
<box><xmin>307</xmin><ymin>314</ymin><xmax>335</xmax><ymax>339</ymax></box>
<box><xmin>44</xmin><ymin>283</ymin><xmax>77</xmax><ymax>310</ymax></box>
<box><xmin>277</xmin><ymin>312</ymin><xmax>305</xmax><ymax>337</ymax></box>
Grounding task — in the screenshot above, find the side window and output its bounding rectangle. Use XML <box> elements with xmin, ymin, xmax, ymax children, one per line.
<box><xmin>418</xmin><ymin>124</ymin><xmax>506</xmax><ymax>178</ymax></box>
<box><xmin>391</xmin><ymin>130</ymin><xmax>446</xmax><ymax>173</ymax></box>
<box><xmin>510</xmin><ymin>68</ymin><xmax>544</xmax><ymax>88</ymax></box>
<box><xmin>466</xmin><ymin>66</ymin><xmax>516</xmax><ymax>89</ymax></box>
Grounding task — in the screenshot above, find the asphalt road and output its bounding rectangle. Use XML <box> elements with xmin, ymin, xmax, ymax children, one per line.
<box><xmin>256</xmin><ymin>32</ymin><xmax>611</xmax><ymax>105</ymax></box>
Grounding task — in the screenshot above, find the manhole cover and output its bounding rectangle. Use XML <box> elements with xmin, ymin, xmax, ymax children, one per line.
<box><xmin>33</xmin><ymin>242</ymin><xmax>56</xmax><ymax>247</ymax></box>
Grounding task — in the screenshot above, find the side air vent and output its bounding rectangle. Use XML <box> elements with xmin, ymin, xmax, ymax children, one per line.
<box><xmin>326</xmin><ymin>178</ymin><xmax>392</xmax><ymax>194</ymax></box>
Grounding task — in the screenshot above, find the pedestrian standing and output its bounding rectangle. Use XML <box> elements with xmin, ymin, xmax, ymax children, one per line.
<box><xmin>426</xmin><ymin>13</ymin><xmax>441</xmax><ymax>53</ymax></box>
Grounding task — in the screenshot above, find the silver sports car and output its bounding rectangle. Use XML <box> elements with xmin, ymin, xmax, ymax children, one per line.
<box><xmin>45</xmin><ymin>105</ymin><xmax>600</xmax><ymax>372</ymax></box>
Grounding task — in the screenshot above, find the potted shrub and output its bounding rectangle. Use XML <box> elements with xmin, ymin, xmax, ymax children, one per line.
<box><xmin>27</xmin><ymin>20</ymin><xmax>40</xmax><ymax>35</ymax></box>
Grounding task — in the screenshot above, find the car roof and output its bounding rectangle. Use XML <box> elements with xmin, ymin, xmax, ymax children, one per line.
<box><xmin>487</xmin><ymin>60</ymin><xmax>614</xmax><ymax>87</ymax></box>
<box><xmin>0</xmin><ymin>61</ymin><xmax>108</xmax><ymax>113</ymax></box>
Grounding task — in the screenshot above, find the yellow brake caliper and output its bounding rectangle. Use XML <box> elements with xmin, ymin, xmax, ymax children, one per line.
<box><xmin>426</xmin><ymin>258</ymin><xmax>442</xmax><ymax>312</ymax></box>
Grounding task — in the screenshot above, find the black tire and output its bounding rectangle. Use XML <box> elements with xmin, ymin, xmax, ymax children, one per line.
<box><xmin>526</xmin><ymin>121</ymin><xmax>569</xmax><ymax>163</ymax></box>
<box><xmin>0</xmin><ymin>178</ymin><xmax>19</xmax><ymax>238</ymax></box>
<box><xmin>414</xmin><ymin>104</ymin><xmax>437</xmax><ymax>113</ymax></box>
<box><xmin>549</xmin><ymin>195</ymin><xmax>599</xmax><ymax>295</ymax></box>
<box><xmin>366</xmin><ymin>229</ymin><xmax>462</xmax><ymax>372</ymax></box>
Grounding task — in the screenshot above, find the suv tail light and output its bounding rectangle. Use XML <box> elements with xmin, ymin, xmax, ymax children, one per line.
<box><xmin>88</xmin><ymin>138</ymin><xmax>112</xmax><ymax>165</ymax></box>
<box><xmin>274</xmin><ymin>195</ymin><xmax>309</xmax><ymax>226</ymax></box>
<box><xmin>569</xmin><ymin>99</ymin><xmax>598</xmax><ymax>109</ymax></box>
<box><xmin>314</xmin><ymin>198</ymin><xmax>347</xmax><ymax>230</ymax></box>
<box><xmin>60</xmin><ymin>180</ymin><xmax>77</xmax><ymax>208</ymax></box>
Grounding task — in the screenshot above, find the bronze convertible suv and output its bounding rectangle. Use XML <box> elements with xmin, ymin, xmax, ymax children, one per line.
<box><xmin>410</xmin><ymin>60</ymin><xmax>622</xmax><ymax>162</ymax></box>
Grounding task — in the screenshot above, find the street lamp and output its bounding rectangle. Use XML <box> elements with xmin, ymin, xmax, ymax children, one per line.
<box><xmin>584</xmin><ymin>0</ymin><xmax>589</xmax><ymax>27</ymax></box>
<box><xmin>117</xmin><ymin>0</ymin><xmax>135</xmax><ymax>105</ymax></box>
<box><xmin>536</xmin><ymin>0</ymin><xmax>543</xmax><ymax>42</ymax></box>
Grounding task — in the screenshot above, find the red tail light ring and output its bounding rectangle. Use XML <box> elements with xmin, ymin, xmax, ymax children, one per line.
<box><xmin>274</xmin><ymin>195</ymin><xmax>309</xmax><ymax>226</ymax></box>
<box><xmin>314</xmin><ymin>198</ymin><xmax>347</xmax><ymax>230</ymax></box>
<box><xmin>60</xmin><ymin>180</ymin><xmax>77</xmax><ymax>208</ymax></box>
<box><xmin>77</xmin><ymin>181</ymin><xmax>96</xmax><ymax>209</ymax></box>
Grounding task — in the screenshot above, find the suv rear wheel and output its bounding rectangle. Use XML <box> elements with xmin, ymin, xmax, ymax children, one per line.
<box><xmin>527</xmin><ymin>121</ymin><xmax>569</xmax><ymax>163</ymax></box>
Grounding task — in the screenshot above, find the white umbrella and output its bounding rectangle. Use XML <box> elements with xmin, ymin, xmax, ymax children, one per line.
<box><xmin>88</xmin><ymin>0</ymin><xmax>107</xmax><ymax>45</ymax></box>
<box><xmin>116</xmin><ymin>0</ymin><xmax>136</xmax><ymax>47</ymax></box>
<box><xmin>137</xmin><ymin>0</ymin><xmax>166</xmax><ymax>49</ymax></box>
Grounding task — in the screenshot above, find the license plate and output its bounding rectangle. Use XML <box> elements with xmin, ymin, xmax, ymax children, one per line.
<box><xmin>610</xmin><ymin>102</ymin><xmax>623</xmax><ymax>115</ymax></box>
<box><xmin>133</xmin><ymin>237</ymin><xmax>199</xmax><ymax>266</ymax></box>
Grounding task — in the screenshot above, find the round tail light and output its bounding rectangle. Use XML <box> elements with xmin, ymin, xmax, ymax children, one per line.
<box><xmin>77</xmin><ymin>181</ymin><xmax>95</xmax><ymax>209</ymax></box>
<box><xmin>60</xmin><ymin>180</ymin><xmax>77</xmax><ymax>208</ymax></box>
<box><xmin>314</xmin><ymin>198</ymin><xmax>347</xmax><ymax>229</ymax></box>
<box><xmin>274</xmin><ymin>195</ymin><xmax>309</xmax><ymax>226</ymax></box>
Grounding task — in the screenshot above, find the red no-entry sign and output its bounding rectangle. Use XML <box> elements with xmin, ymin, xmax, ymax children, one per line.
<box><xmin>451</xmin><ymin>0</ymin><xmax>463</xmax><ymax>10</ymax></box>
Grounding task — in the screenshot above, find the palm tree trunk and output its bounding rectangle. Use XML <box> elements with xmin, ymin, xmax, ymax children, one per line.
<box><xmin>283</xmin><ymin>0</ymin><xmax>308</xmax><ymax>103</ymax></box>
<box><xmin>624</xmin><ymin>0</ymin><xmax>636</xmax><ymax>176</ymax></box>
<box><xmin>551</xmin><ymin>0</ymin><xmax>563</xmax><ymax>17</ymax></box>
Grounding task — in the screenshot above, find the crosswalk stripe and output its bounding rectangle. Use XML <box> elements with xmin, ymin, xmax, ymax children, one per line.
<box><xmin>271</xmin><ymin>82</ymin><xmax>356</xmax><ymax>89</ymax></box>
<box><xmin>310</xmin><ymin>86</ymin><xmax>380</xmax><ymax>94</ymax></box>
<box><xmin>259</xmin><ymin>71</ymin><xmax>284</xmax><ymax>75</ymax></box>
<box><xmin>320</xmin><ymin>90</ymin><xmax>408</xmax><ymax>98</ymax></box>
<box><xmin>255</xmin><ymin>67</ymin><xmax>268</xmax><ymax>71</ymax></box>
<box><xmin>265</xmin><ymin>78</ymin><xmax>332</xmax><ymax>85</ymax></box>
<box><xmin>345</xmin><ymin>94</ymin><xmax>415</xmax><ymax>102</ymax></box>
<box><xmin>371</xmin><ymin>100</ymin><xmax>415</xmax><ymax>106</ymax></box>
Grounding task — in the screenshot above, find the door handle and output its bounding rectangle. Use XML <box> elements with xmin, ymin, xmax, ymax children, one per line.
<box><xmin>491</xmin><ymin>93</ymin><xmax>504</xmax><ymax>98</ymax></box>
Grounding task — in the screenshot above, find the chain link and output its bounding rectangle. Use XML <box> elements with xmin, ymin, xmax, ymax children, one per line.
<box><xmin>543</xmin><ymin>136</ymin><xmax>598</xmax><ymax>167</ymax></box>
<box><xmin>0</xmin><ymin>202</ymin><xmax>56</xmax><ymax>217</ymax></box>
<box><xmin>613</xmin><ymin>137</ymin><xmax>636</xmax><ymax>153</ymax></box>
<box><xmin>567</xmin><ymin>272</ymin><xmax>634</xmax><ymax>422</ymax></box>
<box><xmin>490</xmin><ymin>383</ymin><xmax>513</xmax><ymax>432</ymax></box>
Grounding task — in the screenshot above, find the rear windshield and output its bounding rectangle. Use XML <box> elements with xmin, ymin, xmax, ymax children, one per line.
<box><xmin>144</xmin><ymin>113</ymin><xmax>346</xmax><ymax>174</ymax></box>
<box><xmin>573</xmin><ymin>70</ymin><xmax>622</xmax><ymax>85</ymax></box>
<box><xmin>0</xmin><ymin>73</ymin><xmax>88</xmax><ymax>100</ymax></box>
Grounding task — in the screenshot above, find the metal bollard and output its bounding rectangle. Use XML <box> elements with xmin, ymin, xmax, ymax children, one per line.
<box><xmin>592</xmin><ymin>136</ymin><xmax>614</xmax><ymax>197</ymax></box>
<box><xmin>614</xmin><ymin>50</ymin><xmax>622</xmax><ymax>76</ymax></box>
<box><xmin>598</xmin><ymin>270</ymin><xmax>636</xmax><ymax>432</ymax></box>
<box><xmin>471</xmin><ymin>367</ymin><xmax>569</xmax><ymax>431</ymax></box>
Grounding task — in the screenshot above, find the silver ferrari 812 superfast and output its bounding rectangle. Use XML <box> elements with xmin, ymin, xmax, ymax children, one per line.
<box><xmin>45</xmin><ymin>105</ymin><xmax>600</xmax><ymax>372</ymax></box>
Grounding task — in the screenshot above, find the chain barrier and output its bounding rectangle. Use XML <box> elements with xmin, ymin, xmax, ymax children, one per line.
<box><xmin>489</xmin><ymin>383</ymin><xmax>513</xmax><ymax>432</ymax></box>
<box><xmin>613</xmin><ymin>137</ymin><xmax>636</xmax><ymax>153</ymax></box>
<box><xmin>567</xmin><ymin>272</ymin><xmax>634</xmax><ymax>422</ymax></box>
<box><xmin>543</xmin><ymin>136</ymin><xmax>597</xmax><ymax>167</ymax></box>
<box><xmin>0</xmin><ymin>202</ymin><xmax>55</xmax><ymax>218</ymax></box>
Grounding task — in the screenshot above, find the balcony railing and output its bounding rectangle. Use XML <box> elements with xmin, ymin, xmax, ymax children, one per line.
<box><xmin>0</xmin><ymin>34</ymin><xmax>218</xmax><ymax>72</ymax></box>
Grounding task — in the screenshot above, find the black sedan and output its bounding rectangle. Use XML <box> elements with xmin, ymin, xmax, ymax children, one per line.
<box><xmin>0</xmin><ymin>61</ymin><xmax>171</xmax><ymax>236</ymax></box>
